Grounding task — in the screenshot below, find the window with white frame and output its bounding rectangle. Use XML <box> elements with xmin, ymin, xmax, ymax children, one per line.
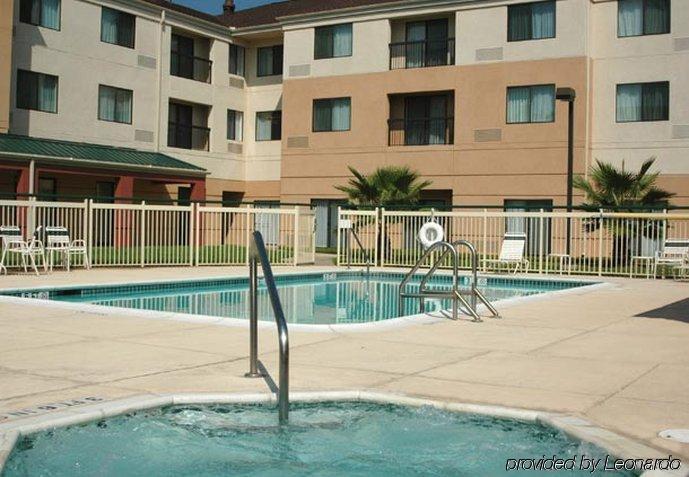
<box><xmin>101</xmin><ymin>7</ymin><xmax>135</xmax><ymax>48</ymax></box>
<box><xmin>256</xmin><ymin>111</ymin><xmax>282</xmax><ymax>141</ymax></box>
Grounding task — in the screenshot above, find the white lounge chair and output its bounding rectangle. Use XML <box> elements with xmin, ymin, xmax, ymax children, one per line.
<box><xmin>482</xmin><ymin>233</ymin><xmax>530</xmax><ymax>274</ymax></box>
<box><xmin>653</xmin><ymin>238</ymin><xmax>689</xmax><ymax>277</ymax></box>
<box><xmin>43</xmin><ymin>226</ymin><xmax>90</xmax><ymax>272</ymax></box>
<box><xmin>0</xmin><ymin>225</ymin><xmax>46</xmax><ymax>276</ymax></box>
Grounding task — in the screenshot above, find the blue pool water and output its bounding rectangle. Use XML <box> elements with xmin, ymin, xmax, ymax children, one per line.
<box><xmin>4</xmin><ymin>272</ymin><xmax>593</xmax><ymax>325</ymax></box>
<box><xmin>1</xmin><ymin>402</ymin><xmax>635</xmax><ymax>477</ymax></box>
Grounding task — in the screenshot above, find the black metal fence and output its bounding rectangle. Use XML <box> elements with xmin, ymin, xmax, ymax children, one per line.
<box><xmin>388</xmin><ymin>117</ymin><xmax>454</xmax><ymax>146</ymax></box>
<box><xmin>389</xmin><ymin>38</ymin><xmax>455</xmax><ymax>70</ymax></box>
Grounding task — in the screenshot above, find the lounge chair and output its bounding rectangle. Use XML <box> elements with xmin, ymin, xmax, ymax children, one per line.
<box><xmin>42</xmin><ymin>226</ymin><xmax>90</xmax><ymax>272</ymax></box>
<box><xmin>482</xmin><ymin>233</ymin><xmax>530</xmax><ymax>274</ymax></box>
<box><xmin>0</xmin><ymin>225</ymin><xmax>46</xmax><ymax>276</ymax></box>
<box><xmin>653</xmin><ymin>238</ymin><xmax>689</xmax><ymax>277</ymax></box>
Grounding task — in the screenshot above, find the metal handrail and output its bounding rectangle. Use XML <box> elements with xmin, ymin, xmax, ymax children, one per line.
<box><xmin>398</xmin><ymin>241</ymin><xmax>459</xmax><ymax>320</ymax></box>
<box><xmin>348</xmin><ymin>228</ymin><xmax>372</xmax><ymax>277</ymax></box>
<box><xmin>419</xmin><ymin>240</ymin><xmax>500</xmax><ymax>319</ymax></box>
<box><xmin>246</xmin><ymin>231</ymin><xmax>289</xmax><ymax>423</ymax></box>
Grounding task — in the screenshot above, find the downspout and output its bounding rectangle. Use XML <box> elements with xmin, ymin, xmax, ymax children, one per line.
<box><xmin>155</xmin><ymin>10</ymin><xmax>166</xmax><ymax>152</ymax></box>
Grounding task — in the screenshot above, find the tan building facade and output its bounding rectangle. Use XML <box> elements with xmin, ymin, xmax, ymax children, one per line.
<box><xmin>0</xmin><ymin>0</ymin><xmax>13</xmax><ymax>133</ymax></box>
<box><xmin>3</xmin><ymin>0</ymin><xmax>688</xmax><ymax>228</ymax></box>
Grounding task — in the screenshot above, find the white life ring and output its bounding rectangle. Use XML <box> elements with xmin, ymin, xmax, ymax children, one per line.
<box><xmin>418</xmin><ymin>222</ymin><xmax>444</xmax><ymax>249</ymax></box>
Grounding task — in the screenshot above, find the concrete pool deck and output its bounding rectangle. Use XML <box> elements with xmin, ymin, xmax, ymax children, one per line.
<box><xmin>0</xmin><ymin>266</ymin><xmax>688</xmax><ymax>463</ymax></box>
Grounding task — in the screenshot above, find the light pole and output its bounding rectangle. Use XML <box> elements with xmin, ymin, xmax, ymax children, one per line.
<box><xmin>556</xmin><ymin>87</ymin><xmax>576</xmax><ymax>255</ymax></box>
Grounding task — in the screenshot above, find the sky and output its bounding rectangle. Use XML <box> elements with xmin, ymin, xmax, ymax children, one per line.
<box><xmin>174</xmin><ymin>0</ymin><xmax>281</xmax><ymax>15</ymax></box>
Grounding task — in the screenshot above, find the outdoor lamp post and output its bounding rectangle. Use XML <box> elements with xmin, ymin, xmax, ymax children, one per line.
<box><xmin>556</xmin><ymin>87</ymin><xmax>576</xmax><ymax>255</ymax></box>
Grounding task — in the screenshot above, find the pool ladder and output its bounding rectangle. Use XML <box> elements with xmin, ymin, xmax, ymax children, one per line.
<box><xmin>397</xmin><ymin>240</ymin><xmax>500</xmax><ymax>322</ymax></box>
<box><xmin>245</xmin><ymin>231</ymin><xmax>289</xmax><ymax>423</ymax></box>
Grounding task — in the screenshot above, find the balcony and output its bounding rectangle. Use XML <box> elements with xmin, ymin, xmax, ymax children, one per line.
<box><xmin>168</xmin><ymin>122</ymin><xmax>210</xmax><ymax>151</ymax></box>
<box><xmin>170</xmin><ymin>52</ymin><xmax>213</xmax><ymax>83</ymax></box>
<box><xmin>389</xmin><ymin>38</ymin><xmax>455</xmax><ymax>70</ymax></box>
<box><xmin>388</xmin><ymin>117</ymin><xmax>454</xmax><ymax>146</ymax></box>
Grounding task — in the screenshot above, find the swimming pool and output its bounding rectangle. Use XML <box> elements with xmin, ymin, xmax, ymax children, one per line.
<box><xmin>1</xmin><ymin>401</ymin><xmax>636</xmax><ymax>477</ymax></box>
<box><xmin>1</xmin><ymin>272</ymin><xmax>595</xmax><ymax>325</ymax></box>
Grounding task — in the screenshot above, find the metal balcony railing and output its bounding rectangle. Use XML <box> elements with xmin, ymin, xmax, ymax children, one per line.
<box><xmin>170</xmin><ymin>52</ymin><xmax>213</xmax><ymax>83</ymax></box>
<box><xmin>167</xmin><ymin>122</ymin><xmax>210</xmax><ymax>151</ymax></box>
<box><xmin>389</xmin><ymin>38</ymin><xmax>455</xmax><ymax>70</ymax></box>
<box><xmin>388</xmin><ymin>117</ymin><xmax>454</xmax><ymax>146</ymax></box>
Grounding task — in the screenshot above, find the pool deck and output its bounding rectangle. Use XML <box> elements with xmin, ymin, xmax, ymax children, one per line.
<box><xmin>0</xmin><ymin>266</ymin><xmax>688</xmax><ymax>462</ymax></box>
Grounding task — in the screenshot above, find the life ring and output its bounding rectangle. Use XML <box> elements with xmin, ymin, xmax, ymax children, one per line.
<box><xmin>418</xmin><ymin>221</ymin><xmax>444</xmax><ymax>249</ymax></box>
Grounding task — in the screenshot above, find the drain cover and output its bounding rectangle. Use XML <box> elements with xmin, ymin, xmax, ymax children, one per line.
<box><xmin>659</xmin><ymin>429</ymin><xmax>689</xmax><ymax>443</ymax></box>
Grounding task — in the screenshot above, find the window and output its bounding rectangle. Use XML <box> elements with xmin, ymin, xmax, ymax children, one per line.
<box><xmin>506</xmin><ymin>85</ymin><xmax>555</xmax><ymax>124</ymax></box>
<box><xmin>256</xmin><ymin>111</ymin><xmax>282</xmax><ymax>141</ymax></box>
<box><xmin>616</xmin><ymin>81</ymin><xmax>669</xmax><ymax>122</ymax></box>
<box><xmin>403</xmin><ymin>19</ymin><xmax>451</xmax><ymax>69</ymax></box>
<box><xmin>314</xmin><ymin>23</ymin><xmax>353</xmax><ymax>59</ymax></box>
<box><xmin>37</xmin><ymin>178</ymin><xmax>57</xmax><ymax>201</ymax></box>
<box><xmin>227</xmin><ymin>109</ymin><xmax>243</xmax><ymax>141</ymax></box>
<box><xmin>257</xmin><ymin>45</ymin><xmax>283</xmax><ymax>77</ymax></box>
<box><xmin>98</xmin><ymin>85</ymin><xmax>132</xmax><ymax>124</ymax></box>
<box><xmin>19</xmin><ymin>0</ymin><xmax>60</xmax><ymax>30</ymax></box>
<box><xmin>507</xmin><ymin>1</ymin><xmax>556</xmax><ymax>42</ymax></box>
<box><xmin>313</xmin><ymin>98</ymin><xmax>351</xmax><ymax>132</ymax></box>
<box><xmin>229</xmin><ymin>44</ymin><xmax>245</xmax><ymax>76</ymax></box>
<box><xmin>95</xmin><ymin>182</ymin><xmax>115</xmax><ymax>203</ymax></box>
<box><xmin>101</xmin><ymin>7</ymin><xmax>135</xmax><ymax>48</ymax></box>
<box><xmin>618</xmin><ymin>0</ymin><xmax>670</xmax><ymax>37</ymax></box>
<box><xmin>16</xmin><ymin>70</ymin><xmax>58</xmax><ymax>113</ymax></box>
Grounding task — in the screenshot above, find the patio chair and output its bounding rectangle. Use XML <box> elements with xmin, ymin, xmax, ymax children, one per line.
<box><xmin>42</xmin><ymin>226</ymin><xmax>90</xmax><ymax>272</ymax></box>
<box><xmin>653</xmin><ymin>238</ymin><xmax>689</xmax><ymax>277</ymax></box>
<box><xmin>0</xmin><ymin>225</ymin><xmax>46</xmax><ymax>276</ymax></box>
<box><xmin>481</xmin><ymin>233</ymin><xmax>530</xmax><ymax>274</ymax></box>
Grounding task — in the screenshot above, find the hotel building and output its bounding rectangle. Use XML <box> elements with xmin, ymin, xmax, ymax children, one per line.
<box><xmin>1</xmin><ymin>0</ymin><xmax>687</xmax><ymax>247</ymax></box>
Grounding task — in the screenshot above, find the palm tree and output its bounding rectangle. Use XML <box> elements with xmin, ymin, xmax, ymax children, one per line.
<box><xmin>335</xmin><ymin>165</ymin><xmax>431</xmax><ymax>208</ymax></box>
<box><xmin>573</xmin><ymin>158</ymin><xmax>674</xmax><ymax>265</ymax></box>
<box><xmin>336</xmin><ymin>166</ymin><xmax>432</xmax><ymax>263</ymax></box>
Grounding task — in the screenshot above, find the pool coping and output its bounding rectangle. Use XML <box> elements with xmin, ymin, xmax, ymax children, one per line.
<box><xmin>0</xmin><ymin>269</ymin><xmax>611</xmax><ymax>333</ymax></box>
<box><xmin>0</xmin><ymin>390</ymin><xmax>684</xmax><ymax>476</ymax></box>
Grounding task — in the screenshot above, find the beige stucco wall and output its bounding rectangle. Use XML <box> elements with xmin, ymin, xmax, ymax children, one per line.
<box><xmin>588</xmin><ymin>0</ymin><xmax>689</xmax><ymax>205</ymax></box>
<box><xmin>0</xmin><ymin>0</ymin><xmax>12</xmax><ymax>133</ymax></box>
<box><xmin>281</xmin><ymin>57</ymin><xmax>590</xmax><ymax>207</ymax></box>
<box><xmin>8</xmin><ymin>0</ymin><xmax>267</xmax><ymax>196</ymax></box>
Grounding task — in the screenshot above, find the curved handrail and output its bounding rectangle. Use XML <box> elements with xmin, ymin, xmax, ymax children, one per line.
<box><xmin>419</xmin><ymin>240</ymin><xmax>499</xmax><ymax>319</ymax></box>
<box><xmin>248</xmin><ymin>231</ymin><xmax>289</xmax><ymax>423</ymax></box>
<box><xmin>398</xmin><ymin>241</ymin><xmax>459</xmax><ymax>320</ymax></box>
<box><xmin>420</xmin><ymin>240</ymin><xmax>478</xmax><ymax>307</ymax></box>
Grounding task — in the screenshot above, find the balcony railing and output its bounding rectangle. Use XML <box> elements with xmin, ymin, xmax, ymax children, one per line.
<box><xmin>388</xmin><ymin>117</ymin><xmax>454</xmax><ymax>146</ymax></box>
<box><xmin>170</xmin><ymin>52</ymin><xmax>213</xmax><ymax>83</ymax></box>
<box><xmin>389</xmin><ymin>38</ymin><xmax>455</xmax><ymax>70</ymax></box>
<box><xmin>167</xmin><ymin>122</ymin><xmax>210</xmax><ymax>151</ymax></box>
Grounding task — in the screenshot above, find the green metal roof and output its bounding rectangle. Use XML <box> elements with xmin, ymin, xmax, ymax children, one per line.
<box><xmin>0</xmin><ymin>134</ymin><xmax>206</xmax><ymax>174</ymax></box>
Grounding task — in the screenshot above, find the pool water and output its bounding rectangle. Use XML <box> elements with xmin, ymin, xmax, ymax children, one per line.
<box><xmin>6</xmin><ymin>272</ymin><xmax>593</xmax><ymax>325</ymax></box>
<box><xmin>2</xmin><ymin>402</ymin><xmax>635</xmax><ymax>477</ymax></box>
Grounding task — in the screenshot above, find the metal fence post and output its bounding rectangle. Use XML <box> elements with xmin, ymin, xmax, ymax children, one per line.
<box><xmin>598</xmin><ymin>209</ymin><xmax>604</xmax><ymax>276</ymax></box>
<box><xmin>140</xmin><ymin>201</ymin><xmax>146</xmax><ymax>268</ymax></box>
<box><xmin>245</xmin><ymin>205</ymin><xmax>252</xmax><ymax>265</ymax></box>
<box><xmin>293</xmin><ymin>206</ymin><xmax>300</xmax><ymax>266</ymax></box>
<box><xmin>336</xmin><ymin>207</ymin><xmax>342</xmax><ymax>267</ymax></box>
<box><xmin>379</xmin><ymin>208</ymin><xmax>386</xmax><ymax>267</ymax></box>
<box><xmin>189</xmin><ymin>203</ymin><xmax>196</xmax><ymax>267</ymax></box>
<box><xmin>86</xmin><ymin>199</ymin><xmax>93</xmax><ymax>264</ymax></box>
<box><xmin>538</xmin><ymin>209</ymin><xmax>544</xmax><ymax>274</ymax></box>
